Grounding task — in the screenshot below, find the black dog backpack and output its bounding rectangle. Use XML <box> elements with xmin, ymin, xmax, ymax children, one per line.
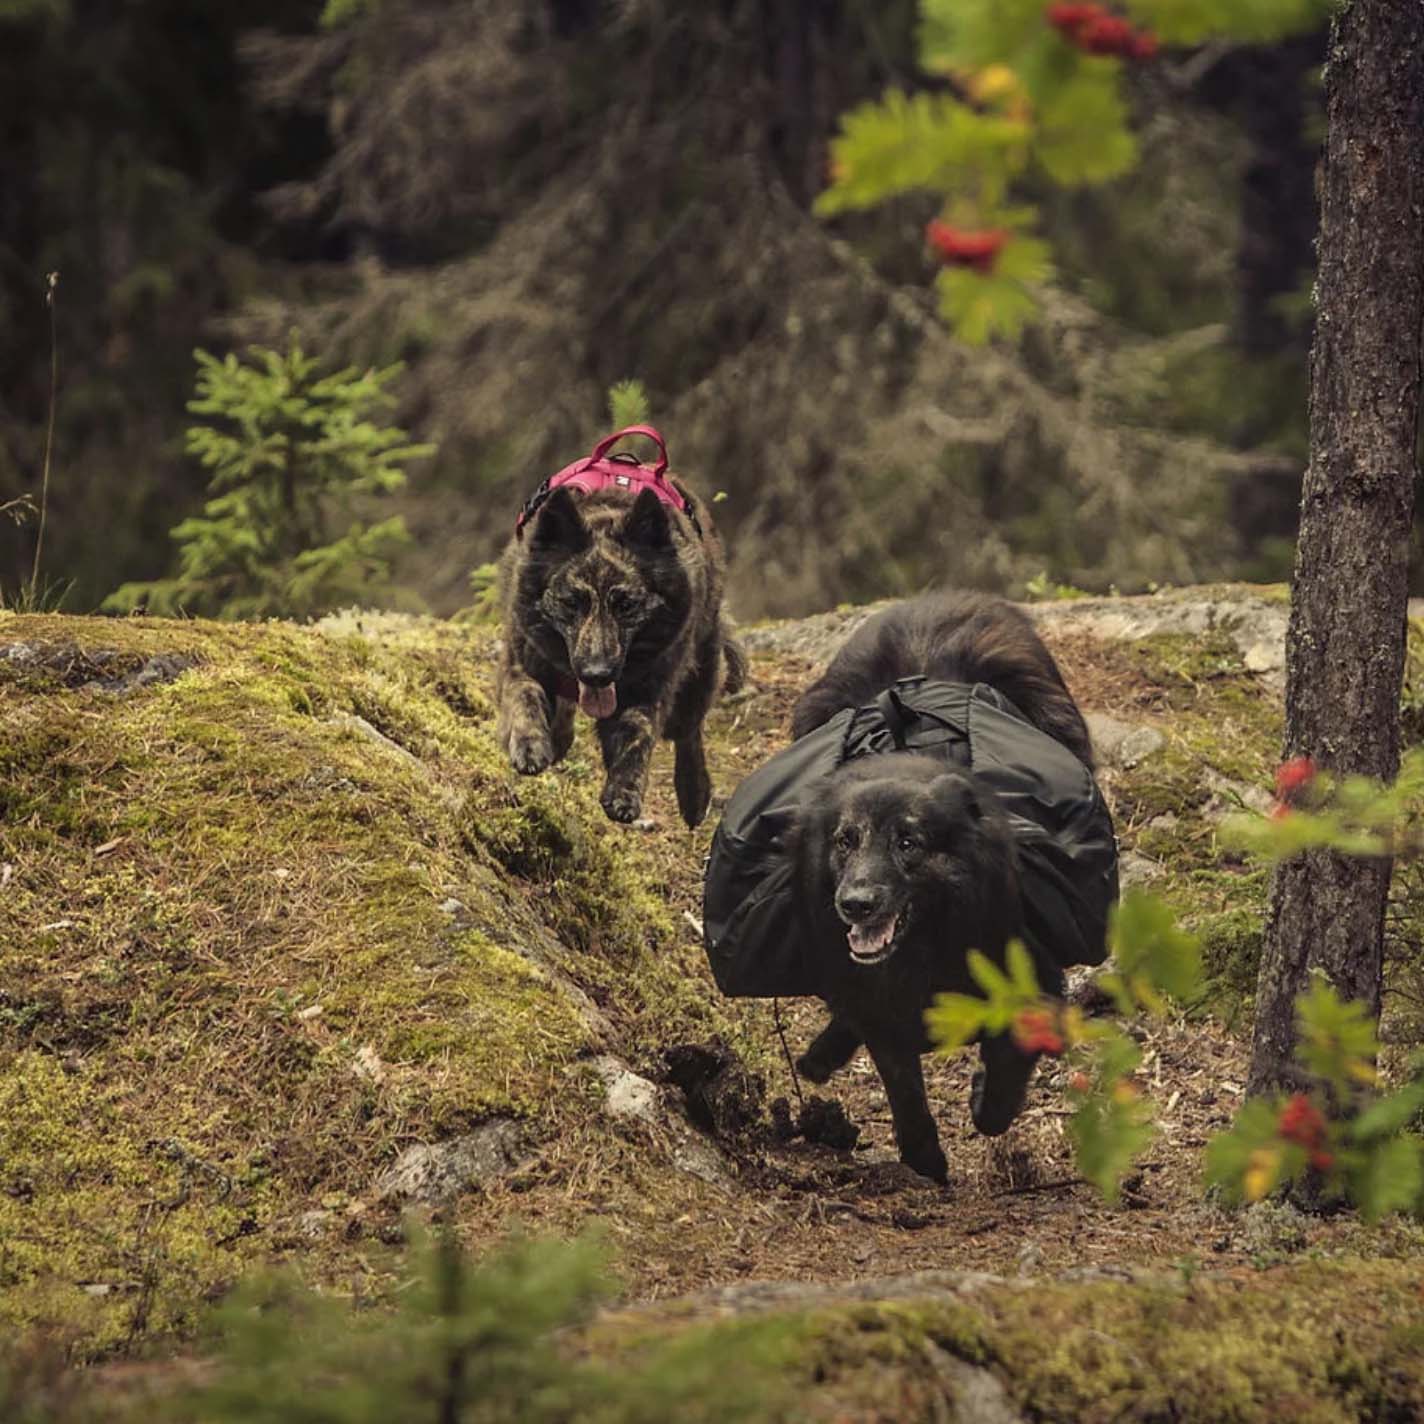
<box><xmin>701</xmin><ymin>678</ymin><xmax>1119</xmax><ymax>998</ymax></box>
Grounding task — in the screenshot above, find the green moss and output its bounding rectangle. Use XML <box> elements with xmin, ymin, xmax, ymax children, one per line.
<box><xmin>1198</xmin><ymin>906</ymin><xmax>1265</xmax><ymax>997</ymax></box>
<box><xmin>1099</xmin><ymin>627</ymin><xmax>1279</xmax><ymax>954</ymax></box>
<box><xmin>782</xmin><ymin>1260</ymin><xmax>1424</xmax><ymax>1422</ymax></box>
<box><xmin>0</xmin><ymin>610</ymin><xmax>750</xmax><ymax>1357</ymax></box>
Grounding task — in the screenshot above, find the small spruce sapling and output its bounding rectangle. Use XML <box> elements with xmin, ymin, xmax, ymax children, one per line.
<box><xmin>105</xmin><ymin>338</ymin><xmax>434</xmax><ymax>620</ymax></box>
<box><xmin>169</xmin><ymin>1229</ymin><xmax>794</xmax><ymax>1424</ymax></box>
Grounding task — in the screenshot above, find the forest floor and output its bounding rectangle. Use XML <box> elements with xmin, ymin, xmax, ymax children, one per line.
<box><xmin>5</xmin><ymin>585</ymin><xmax>1424</xmax><ymax>1419</ymax></box>
<box><xmin>449</xmin><ymin>588</ymin><xmax>1423</xmax><ymax>1300</ymax></box>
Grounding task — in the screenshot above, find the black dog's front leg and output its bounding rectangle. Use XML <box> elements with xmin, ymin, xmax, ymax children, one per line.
<box><xmin>595</xmin><ymin>707</ymin><xmax>656</xmax><ymax>823</ymax></box>
<box><xmin>970</xmin><ymin>1030</ymin><xmax>1039</xmax><ymax>1137</ymax></box>
<box><xmin>866</xmin><ymin>1037</ymin><xmax>948</xmax><ymax>1184</ymax></box>
<box><xmin>796</xmin><ymin>1018</ymin><xmax>861</xmax><ymax>1084</ymax></box>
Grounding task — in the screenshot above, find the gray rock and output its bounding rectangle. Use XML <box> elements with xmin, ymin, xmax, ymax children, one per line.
<box><xmin>294</xmin><ymin>1209</ymin><xmax>336</xmax><ymax>1239</ymax></box>
<box><xmin>1119</xmin><ymin>851</ymin><xmax>1166</xmax><ymax>886</ymax></box>
<box><xmin>373</xmin><ymin>1119</ymin><xmax>528</xmax><ymax>1203</ymax></box>
<box><xmin>591</xmin><ymin>1055</ymin><xmax>661</xmax><ymax>1127</ymax></box>
<box><xmin>1085</xmin><ymin>713</ymin><xmax>1165</xmax><ymax>769</ymax></box>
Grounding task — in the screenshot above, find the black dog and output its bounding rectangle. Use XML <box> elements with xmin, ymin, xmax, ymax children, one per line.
<box><xmin>790</xmin><ymin>591</ymin><xmax>1094</xmax><ymax>1184</ymax></box>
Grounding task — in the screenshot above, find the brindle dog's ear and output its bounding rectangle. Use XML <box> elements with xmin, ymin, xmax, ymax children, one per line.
<box><xmin>531</xmin><ymin>486</ymin><xmax>591</xmax><ymax>552</ymax></box>
<box><xmin>620</xmin><ymin>487</ymin><xmax>673</xmax><ymax>550</ymax></box>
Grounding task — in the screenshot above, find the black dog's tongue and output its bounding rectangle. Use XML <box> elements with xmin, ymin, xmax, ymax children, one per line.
<box><xmin>848</xmin><ymin>915</ymin><xmax>898</xmax><ymax>960</ymax></box>
<box><xmin>578</xmin><ymin>682</ymin><xmax>618</xmax><ymax>719</ymax></box>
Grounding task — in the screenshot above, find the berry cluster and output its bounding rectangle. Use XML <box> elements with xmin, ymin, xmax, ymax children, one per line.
<box><xmin>1271</xmin><ymin>755</ymin><xmax>1318</xmax><ymax>819</ymax></box>
<box><xmin>925</xmin><ymin>220</ymin><xmax>1010</xmax><ymax>273</ymax></box>
<box><xmin>1011</xmin><ymin>1005</ymin><xmax>1065</xmax><ymax>1056</ymax></box>
<box><xmin>1277</xmin><ymin>1093</ymin><xmax>1334</xmax><ymax>1171</ymax></box>
<box><xmin>1045</xmin><ymin>3</ymin><xmax>1158</xmax><ymax>60</ymax></box>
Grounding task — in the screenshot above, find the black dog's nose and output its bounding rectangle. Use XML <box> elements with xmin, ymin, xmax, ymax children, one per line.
<box><xmin>836</xmin><ymin>886</ymin><xmax>884</xmax><ymax>924</ymax></box>
<box><xmin>576</xmin><ymin>662</ymin><xmax>617</xmax><ymax>688</ymax></box>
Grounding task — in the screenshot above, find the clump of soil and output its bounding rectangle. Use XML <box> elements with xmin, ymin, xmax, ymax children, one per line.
<box><xmin>663</xmin><ymin>1041</ymin><xmax>765</xmax><ymax>1138</ymax></box>
<box><xmin>770</xmin><ymin>1094</ymin><xmax>860</xmax><ymax>1151</ymax></box>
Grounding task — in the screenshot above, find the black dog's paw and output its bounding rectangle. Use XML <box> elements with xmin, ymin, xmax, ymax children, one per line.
<box><xmin>600</xmin><ymin>781</ymin><xmax>643</xmax><ymax>823</ymax></box>
<box><xmin>970</xmin><ymin>1065</ymin><xmax>1032</xmax><ymax>1138</ymax></box>
<box><xmin>794</xmin><ymin>1051</ymin><xmax>835</xmax><ymax>1085</ymax></box>
<box><xmin>899</xmin><ymin>1143</ymin><xmax>950</xmax><ymax>1186</ymax></box>
<box><xmin>508</xmin><ymin>731</ymin><xmax>554</xmax><ymax>776</ymax></box>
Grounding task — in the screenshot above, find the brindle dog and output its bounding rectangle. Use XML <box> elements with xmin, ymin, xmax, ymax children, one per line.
<box><xmin>496</xmin><ymin>482</ymin><xmax>743</xmax><ymax>827</ymax></box>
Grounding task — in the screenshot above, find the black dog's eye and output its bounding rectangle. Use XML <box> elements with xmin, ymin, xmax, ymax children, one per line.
<box><xmin>833</xmin><ymin>826</ymin><xmax>859</xmax><ymax>852</ymax></box>
<box><xmin>897</xmin><ymin>835</ymin><xmax>918</xmax><ymax>853</ymax></box>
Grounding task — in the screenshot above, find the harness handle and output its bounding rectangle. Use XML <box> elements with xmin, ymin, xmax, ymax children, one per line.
<box><xmin>874</xmin><ymin>685</ymin><xmax>918</xmax><ymax>750</ymax></box>
<box><xmin>587</xmin><ymin>424</ymin><xmax>669</xmax><ymax>478</ymax></box>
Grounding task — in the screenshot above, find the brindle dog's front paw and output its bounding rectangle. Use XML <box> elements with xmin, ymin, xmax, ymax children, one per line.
<box><xmin>600</xmin><ymin>781</ymin><xmax>643</xmax><ymax>823</ymax></box>
<box><xmin>508</xmin><ymin>731</ymin><xmax>554</xmax><ymax>776</ymax></box>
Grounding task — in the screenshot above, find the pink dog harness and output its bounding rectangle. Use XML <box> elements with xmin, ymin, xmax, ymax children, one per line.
<box><xmin>515</xmin><ymin>424</ymin><xmax>700</xmax><ymax>537</ymax></box>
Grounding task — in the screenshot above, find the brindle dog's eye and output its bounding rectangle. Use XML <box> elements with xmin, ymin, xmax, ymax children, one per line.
<box><xmin>607</xmin><ymin>587</ymin><xmax>637</xmax><ymax>615</ymax></box>
<box><xmin>833</xmin><ymin>826</ymin><xmax>858</xmax><ymax>851</ymax></box>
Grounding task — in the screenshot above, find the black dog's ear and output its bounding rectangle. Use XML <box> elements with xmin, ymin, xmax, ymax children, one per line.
<box><xmin>531</xmin><ymin>486</ymin><xmax>590</xmax><ymax>552</ymax></box>
<box><xmin>620</xmin><ymin>487</ymin><xmax>673</xmax><ymax>550</ymax></box>
<box><xmin>929</xmin><ymin>770</ymin><xmax>982</xmax><ymax>822</ymax></box>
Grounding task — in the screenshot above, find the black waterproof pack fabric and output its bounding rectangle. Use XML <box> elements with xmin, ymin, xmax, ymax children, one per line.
<box><xmin>701</xmin><ymin>677</ymin><xmax>1119</xmax><ymax>998</ymax></box>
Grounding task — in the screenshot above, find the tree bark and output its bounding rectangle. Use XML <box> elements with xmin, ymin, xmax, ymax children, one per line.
<box><xmin>1248</xmin><ymin>0</ymin><xmax>1424</xmax><ymax>1096</ymax></box>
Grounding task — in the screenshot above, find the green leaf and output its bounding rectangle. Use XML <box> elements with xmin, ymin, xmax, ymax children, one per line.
<box><xmin>1351</xmin><ymin>1080</ymin><xmax>1424</xmax><ymax>1144</ymax></box>
<box><xmin>816</xmin><ymin>90</ymin><xmax>1030</xmax><ymax>216</ymax></box>
<box><xmin>1005</xmin><ymin>938</ymin><xmax>1041</xmax><ymax>999</ymax></box>
<box><xmin>926</xmin><ymin>992</ymin><xmax>990</xmax><ymax>1054</ymax></box>
<box><xmin>1107</xmin><ymin>889</ymin><xmax>1204</xmax><ymax>1007</ymax></box>
<box><xmin>918</xmin><ymin>0</ymin><xmax>1049</xmax><ymax>74</ymax></box>
<box><xmin>966</xmin><ymin>948</ymin><xmax>1013</xmax><ymax>1001</ymax></box>
<box><xmin>1203</xmin><ymin>1097</ymin><xmax>1300</xmax><ymax>1204</ymax></box>
<box><xmin>1034</xmin><ymin>67</ymin><xmax>1137</xmax><ymax>185</ymax></box>
<box><xmin>1349</xmin><ymin>1136</ymin><xmax>1424</xmax><ymax>1223</ymax></box>
<box><xmin>1068</xmin><ymin>1088</ymin><xmax>1153</xmax><ymax>1203</ymax></box>
<box><xmin>934</xmin><ymin>265</ymin><xmax>1042</xmax><ymax>345</ymax></box>
<box><xmin>1296</xmin><ymin>977</ymin><xmax>1379</xmax><ymax>1092</ymax></box>
<box><xmin>1121</xmin><ymin>0</ymin><xmax>1332</xmax><ymax>46</ymax></box>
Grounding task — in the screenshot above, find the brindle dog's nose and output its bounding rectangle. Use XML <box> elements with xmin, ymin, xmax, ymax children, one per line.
<box><xmin>576</xmin><ymin>661</ymin><xmax>616</xmax><ymax>687</ymax></box>
<box><xmin>836</xmin><ymin>886</ymin><xmax>885</xmax><ymax>924</ymax></box>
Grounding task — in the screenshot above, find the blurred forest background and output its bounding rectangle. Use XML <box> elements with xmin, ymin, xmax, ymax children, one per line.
<box><xmin>0</xmin><ymin>0</ymin><xmax>1343</xmax><ymax>619</ymax></box>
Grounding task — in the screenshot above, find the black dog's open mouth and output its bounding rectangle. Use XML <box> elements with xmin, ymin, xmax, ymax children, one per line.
<box><xmin>845</xmin><ymin>913</ymin><xmax>901</xmax><ymax>965</ymax></box>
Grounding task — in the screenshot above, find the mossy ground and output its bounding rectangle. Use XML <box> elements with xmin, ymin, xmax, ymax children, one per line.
<box><xmin>3</xmin><ymin>589</ymin><xmax>1424</xmax><ymax>1410</ymax></box>
<box><xmin>0</xmin><ymin>610</ymin><xmax>760</xmax><ymax>1355</ymax></box>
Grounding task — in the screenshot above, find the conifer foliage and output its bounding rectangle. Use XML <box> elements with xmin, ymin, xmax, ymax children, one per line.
<box><xmin>106</xmin><ymin>341</ymin><xmax>433</xmax><ymax>620</ymax></box>
<box><xmin>817</xmin><ymin>0</ymin><xmax>1330</xmax><ymax>342</ymax></box>
<box><xmin>169</xmin><ymin>1232</ymin><xmax>790</xmax><ymax>1424</ymax></box>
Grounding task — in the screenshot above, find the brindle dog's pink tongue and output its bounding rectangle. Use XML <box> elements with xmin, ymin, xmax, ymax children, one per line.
<box><xmin>578</xmin><ymin>682</ymin><xmax>617</xmax><ymax>719</ymax></box>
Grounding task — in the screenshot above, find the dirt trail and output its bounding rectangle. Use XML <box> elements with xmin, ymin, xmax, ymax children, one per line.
<box><xmin>456</xmin><ymin>587</ymin><xmax>1413</xmax><ymax>1300</ymax></box>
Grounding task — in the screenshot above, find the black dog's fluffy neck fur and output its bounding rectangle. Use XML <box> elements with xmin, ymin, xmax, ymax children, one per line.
<box><xmin>792</xmin><ymin>590</ymin><xmax>1093</xmax><ymax>769</ymax></box>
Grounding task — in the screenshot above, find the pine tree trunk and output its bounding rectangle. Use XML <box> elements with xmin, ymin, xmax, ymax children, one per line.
<box><xmin>1247</xmin><ymin>0</ymin><xmax>1424</xmax><ymax>1096</ymax></box>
